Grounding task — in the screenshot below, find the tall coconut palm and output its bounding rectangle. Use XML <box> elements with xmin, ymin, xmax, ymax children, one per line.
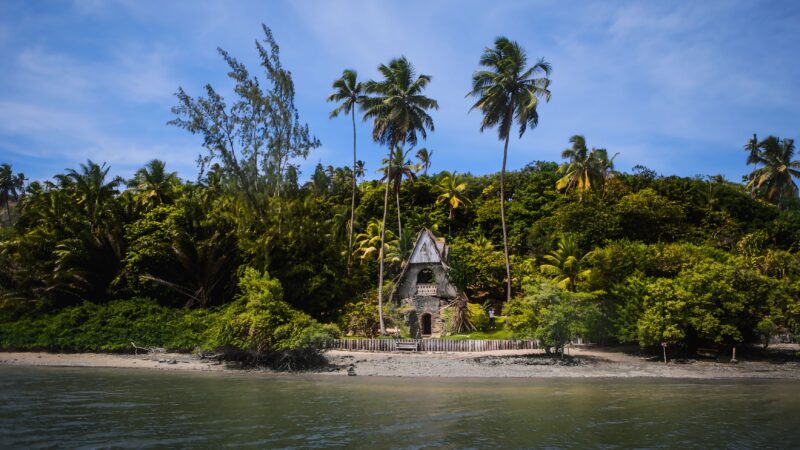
<box><xmin>416</xmin><ymin>147</ymin><xmax>433</xmax><ymax>176</ymax></box>
<box><xmin>327</xmin><ymin>69</ymin><xmax>366</xmax><ymax>269</ymax></box>
<box><xmin>129</xmin><ymin>159</ymin><xmax>179</xmax><ymax>207</ymax></box>
<box><xmin>435</xmin><ymin>171</ymin><xmax>471</xmax><ymax>235</ymax></box>
<box><xmin>539</xmin><ymin>235</ymin><xmax>590</xmax><ymax>292</ymax></box>
<box><xmin>744</xmin><ymin>135</ymin><xmax>800</xmax><ymax>209</ymax></box>
<box><xmin>468</xmin><ymin>37</ymin><xmax>551</xmax><ymax>302</ymax></box>
<box><xmin>362</xmin><ymin>56</ymin><xmax>438</xmax><ymax>334</ymax></box>
<box><xmin>380</xmin><ymin>145</ymin><xmax>418</xmax><ymax>239</ymax></box>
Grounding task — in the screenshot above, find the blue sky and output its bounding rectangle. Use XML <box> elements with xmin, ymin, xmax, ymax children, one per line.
<box><xmin>1</xmin><ymin>0</ymin><xmax>798</xmax><ymax>183</ymax></box>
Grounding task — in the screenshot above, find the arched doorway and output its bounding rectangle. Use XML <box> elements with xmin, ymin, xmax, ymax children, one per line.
<box><xmin>421</xmin><ymin>313</ymin><xmax>432</xmax><ymax>336</ymax></box>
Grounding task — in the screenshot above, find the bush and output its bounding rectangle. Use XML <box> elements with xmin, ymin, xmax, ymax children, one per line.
<box><xmin>506</xmin><ymin>283</ymin><xmax>600</xmax><ymax>354</ymax></box>
<box><xmin>208</xmin><ymin>268</ymin><xmax>339</xmax><ymax>369</ymax></box>
<box><xmin>339</xmin><ymin>299</ymin><xmax>381</xmax><ymax>337</ymax></box>
<box><xmin>0</xmin><ymin>268</ymin><xmax>339</xmax><ymax>370</ymax></box>
<box><xmin>469</xmin><ymin>303</ymin><xmax>490</xmax><ymax>331</ymax></box>
<box><xmin>0</xmin><ymin>298</ymin><xmax>216</xmax><ymax>352</ymax></box>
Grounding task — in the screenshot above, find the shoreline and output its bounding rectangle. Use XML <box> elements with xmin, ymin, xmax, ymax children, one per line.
<box><xmin>1</xmin><ymin>346</ymin><xmax>799</xmax><ymax>379</ymax></box>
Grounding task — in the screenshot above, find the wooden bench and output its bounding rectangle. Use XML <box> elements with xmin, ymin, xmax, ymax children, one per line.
<box><xmin>696</xmin><ymin>348</ymin><xmax>719</xmax><ymax>358</ymax></box>
<box><xmin>396</xmin><ymin>341</ymin><xmax>419</xmax><ymax>352</ymax></box>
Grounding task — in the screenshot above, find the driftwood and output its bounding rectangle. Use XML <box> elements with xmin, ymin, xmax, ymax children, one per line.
<box><xmin>130</xmin><ymin>342</ymin><xmax>166</xmax><ymax>355</ymax></box>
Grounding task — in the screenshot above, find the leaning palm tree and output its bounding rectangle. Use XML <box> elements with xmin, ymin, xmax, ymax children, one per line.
<box><xmin>129</xmin><ymin>159</ymin><xmax>179</xmax><ymax>207</ymax></box>
<box><xmin>468</xmin><ymin>37</ymin><xmax>551</xmax><ymax>302</ymax></box>
<box><xmin>435</xmin><ymin>171</ymin><xmax>471</xmax><ymax>235</ymax></box>
<box><xmin>380</xmin><ymin>145</ymin><xmax>418</xmax><ymax>239</ymax></box>
<box><xmin>744</xmin><ymin>135</ymin><xmax>800</xmax><ymax>209</ymax></box>
<box><xmin>362</xmin><ymin>57</ymin><xmax>438</xmax><ymax>334</ymax></box>
<box><xmin>416</xmin><ymin>147</ymin><xmax>433</xmax><ymax>176</ymax></box>
<box><xmin>539</xmin><ymin>235</ymin><xmax>590</xmax><ymax>292</ymax></box>
<box><xmin>327</xmin><ymin>69</ymin><xmax>366</xmax><ymax>269</ymax></box>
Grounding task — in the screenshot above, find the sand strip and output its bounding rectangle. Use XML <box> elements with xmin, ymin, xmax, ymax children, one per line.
<box><xmin>1</xmin><ymin>346</ymin><xmax>798</xmax><ymax>379</ymax></box>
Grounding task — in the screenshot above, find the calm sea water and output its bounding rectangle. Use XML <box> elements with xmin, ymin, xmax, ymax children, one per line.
<box><xmin>0</xmin><ymin>366</ymin><xmax>798</xmax><ymax>449</ymax></box>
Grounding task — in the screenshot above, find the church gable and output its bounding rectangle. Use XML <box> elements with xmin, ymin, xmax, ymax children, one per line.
<box><xmin>408</xmin><ymin>230</ymin><xmax>444</xmax><ymax>264</ymax></box>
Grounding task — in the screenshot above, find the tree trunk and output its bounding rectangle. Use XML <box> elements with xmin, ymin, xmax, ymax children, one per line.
<box><xmin>500</xmin><ymin>133</ymin><xmax>512</xmax><ymax>302</ymax></box>
<box><xmin>377</xmin><ymin>162</ymin><xmax>392</xmax><ymax>335</ymax></box>
<box><xmin>276</xmin><ymin>153</ymin><xmax>283</xmax><ymax>236</ymax></box>
<box><xmin>348</xmin><ymin>108</ymin><xmax>357</xmax><ymax>272</ymax></box>
<box><xmin>395</xmin><ymin>183</ymin><xmax>402</xmax><ymax>241</ymax></box>
<box><xmin>448</xmin><ymin>206</ymin><xmax>454</xmax><ymax>235</ymax></box>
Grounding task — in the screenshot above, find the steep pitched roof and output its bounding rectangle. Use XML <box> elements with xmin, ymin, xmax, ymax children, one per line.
<box><xmin>407</xmin><ymin>227</ymin><xmax>448</xmax><ymax>265</ymax></box>
<box><xmin>390</xmin><ymin>227</ymin><xmax>450</xmax><ymax>302</ymax></box>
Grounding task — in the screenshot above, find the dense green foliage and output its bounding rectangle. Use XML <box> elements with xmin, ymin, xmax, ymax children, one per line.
<box><xmin>1</xmin><ymin>27</ymin><xmax>799</xmax><ymax>361</ymax></box>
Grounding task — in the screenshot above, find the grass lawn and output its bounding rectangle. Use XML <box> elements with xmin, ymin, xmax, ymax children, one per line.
<box><xmin>442</xmin><ymin>318</ymin><xmax>514</xmax><ymax>340</ymax></box>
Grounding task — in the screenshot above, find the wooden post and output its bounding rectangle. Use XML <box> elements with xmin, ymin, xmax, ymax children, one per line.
<box><xmin>661</xmin><ymin>342</ymin><xmax>667</xmax><ymax>364</ymax></box>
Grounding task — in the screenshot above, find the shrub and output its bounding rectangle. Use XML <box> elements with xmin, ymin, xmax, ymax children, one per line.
<box><xmin>339</xmin><ymin>299</ymin><xmax>381</xmax><ymax>337</ymax></box>
<box><xmin>0</xmin><ymin>269</ymin><xmax>339</xmax><ymax>370</ymax></box>
<box><xmin>208</xmin><ymin>268</ymin><xmax>339</xmax><ymax>369</ymax></box>
<box><xmin>506</xmin><ymin>283</ymin><xmax>599</xmax><ymax>354</ymax></box>
<box><xmin>469</xmin><ymin>303</ymin><xmax>490</xmax><ymax>331</ymax></box>
<box><xmin>0</xmin><ymin>298</ymin><xmax>215</xmax><ymax>352</ymax></box>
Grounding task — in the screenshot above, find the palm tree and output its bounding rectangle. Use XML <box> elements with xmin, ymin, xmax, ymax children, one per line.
<box><xmin>472</xmin><ymin>233</ymin><xmax>495</xmax><ymax>252</ymax></box>
<box><xmin>0</xmin><ymin>164</ymin><xmax>25</xmax><ymax>223</ymax></box>
<box><xmin>129</xmin><ymin>159</ymin><xmax>179</xmax><ymax>207</ymax></box>
<box><xmin>416</xmin><ymin>147</ymin><xmax>433</xmax><ymax>176</ymax></box>
<box><xmin>744</xmin><ymin>135</ymin><xmax>800</xmax><ymax>209</ymax></box>
<box><xmin>468</xmin><ymin>37</ymin><xmax>551</xmax><ymax>302</ymax></box>
<box><xmin>435</xmin><ymin>171</ymin><xmax>471</xmax><ymax>235</ymax></box>
<box><xmin>327</xmin><ymin>69</ymin><xmax>366</xmax><ymax>269</ymax></box>
<box><xmin>555</xmin><ymin>135</ymin><xmax>618</xmax><ymax>198</ymax></box>
<box><xmin>592</xmin><ymin>148</ymin><xmax>619</xmax><ymax>188</ymax></box>
<box><xmin>55</xmin><ymin>160</ymin><xmax>122</xmax><ymax>230</ymax></box>
<box><xmin>353</xmin><ymin>219</ymin><xmax>400</xmax><ymax>266</ymax></box>
<box><xmin>539</xmin><ymin>235</ymin><xmax>590</xmax><ymax>292</ymax></box>
<box><xmin>380</xmin><ymin>145</ymin><xmax>418</xmax><ymax>239</ymax></box>
<box><xmin>362</xmin><ymin>56</ymin><xmax>438</xmax><ymax>333</ymax></box>
<box><xmin>556</xmin><ymin>135</ymin><xmax>593</xmax><ymax>194</ymax></box>
<box><xmin>355</xmin><ymin>160</ymin><xmax>366</xmax><ymax>180</ymax></box>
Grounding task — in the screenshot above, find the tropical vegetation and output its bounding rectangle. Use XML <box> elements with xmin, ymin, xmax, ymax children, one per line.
<box><xmin>1</xmin><ymin>26</ymin><xmax>799</xmax><ymax>365</ymax></box>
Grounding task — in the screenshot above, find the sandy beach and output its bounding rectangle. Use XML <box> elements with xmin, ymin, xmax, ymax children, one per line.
<box><xmin>0</xmin><ymin>352</ymin><xmax>227</xmax><ymax>372</ymax></box>
<box><xmin>1</xmin><ymin>345</ymin><xmax>798</xmax><ymax>379</ymax></box>
<box><xmin>322</xmin><ymin>346</ymin><xmax>800</xmax><ymax>379</ymax></box>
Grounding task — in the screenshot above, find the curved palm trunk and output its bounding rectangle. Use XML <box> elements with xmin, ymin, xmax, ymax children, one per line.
<box><xmin>377</xmin><ymin>175</ymin><xmax>391</xmax><ymax>335</ymax></box>
<box><xmin>500</xmin><ymin>134</ymin><xmax>512</xmax><ymax>302</ymax></box>
<box><xmin>348</xmin><ymin>108</ymin><xmax>357</xmax><ymax>272</ymax></box>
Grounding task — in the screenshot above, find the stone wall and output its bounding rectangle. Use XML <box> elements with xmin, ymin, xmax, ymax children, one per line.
<box><xmin>393</xmin><ymin>263</ymin><xmax>457</xmax><ymax>303</ymax></box>
<box><xmin>403</xmin><ymin>296</ymin><xmax>446</xmax><ymax>337</ymax></box>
